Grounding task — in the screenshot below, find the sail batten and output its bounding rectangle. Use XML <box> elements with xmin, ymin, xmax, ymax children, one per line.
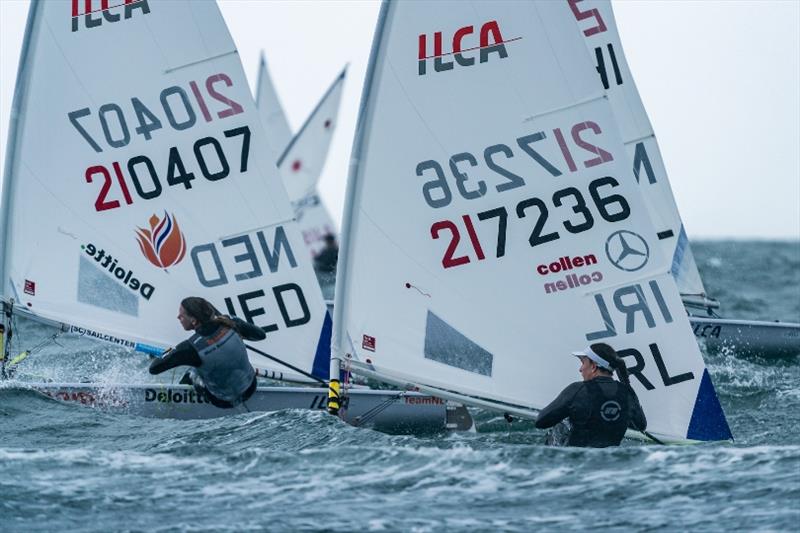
<box><xmin>163</xmin><ymin>50</ymin><xmax>240</xmax><ymax>74</ymax></box>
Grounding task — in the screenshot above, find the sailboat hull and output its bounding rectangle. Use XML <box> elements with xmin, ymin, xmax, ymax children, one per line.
<box><xmin>689</xmin><ymin>316</ymin><xmax>800</xmax><ymax>358</ymax></box>
<box><xmin>26</xmin><ymin>383</ymin><xmax>473</xmax><ymax>434</ymax></box>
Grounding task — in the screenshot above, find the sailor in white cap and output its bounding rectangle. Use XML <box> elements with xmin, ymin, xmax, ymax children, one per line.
<box><xmin>535</xmin><ymin>343</ymin><xmax>647</xmax><ymax>447</ymax></box>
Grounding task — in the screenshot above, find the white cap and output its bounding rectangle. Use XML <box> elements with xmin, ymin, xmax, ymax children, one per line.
<box><xmin>571</xmin><ymin>346</ymin><xmax>612</xmax><ymax>371</ymax></box>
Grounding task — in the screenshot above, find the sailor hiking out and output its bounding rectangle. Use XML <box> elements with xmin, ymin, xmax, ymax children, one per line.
<box><xmin>149</xmin><ymin>297</ymin><xmax>265</xmax><ymax>408</ymax></box>
<box><xmin>535</xmin><ymin>343</ymin><xmax>647</xmax><ymax>447</ymax></box>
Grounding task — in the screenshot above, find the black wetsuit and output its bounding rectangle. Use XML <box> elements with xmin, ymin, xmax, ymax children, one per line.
<box><xmin>149</xmin><ymin>318</ymin><xmax>266</xmax><ymax>408</ymax></box>
<box><xmin>535</xmin><ymin>376</ymin><xmax>647</xmax><ymax>447</ymax></box>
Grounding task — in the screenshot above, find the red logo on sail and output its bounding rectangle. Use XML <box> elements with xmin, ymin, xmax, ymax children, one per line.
<box><xmin>136</xmin><ymin>212</ymin><xmax>186</xmax><ymax>269</ymax></box>
<box><xmin>362</xmin><ymin>334</ymin><xmax>376</xmax><ymax>352</ymax></box>
<box><xmin>24</xmin><ymin>280</ymin><xmax>36</xmax><ymax>296</ymax></box>
<box><xmin>417</xmin><ymin>20</ymin><xmax>519</xmax><ymax>76</ymax></box>
<box><xmin>71</xmin><ymin>0</ymin><xmax>151</xmax><ymax>33</ymax></box>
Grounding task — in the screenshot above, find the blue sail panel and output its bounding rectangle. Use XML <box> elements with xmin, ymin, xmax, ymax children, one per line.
<box><xmin>686</xmin><ymin>369</ymin><xmax>733</xmax><ymax>441</ymax></box>
<box><xmin>311</xmin><ymin>310</ymin><xmax>332</xmax><ymax>380</ymax></box>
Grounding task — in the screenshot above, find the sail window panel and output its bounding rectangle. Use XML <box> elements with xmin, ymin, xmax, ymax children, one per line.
<box><xmin>77</xmin><ymin>256</ymin><xmax>139</xmax><ymax>317</ymax></box>
<box><xmin>423</xmin><ymin>311</ymin><xmax>493</xmax><ymax>377</ymax></box>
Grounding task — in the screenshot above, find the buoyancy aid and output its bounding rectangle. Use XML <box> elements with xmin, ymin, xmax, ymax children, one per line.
<box><xmin>189</xmin><ymin>326</ymin><xmax>255</xmax><ymax>404</ymax></box>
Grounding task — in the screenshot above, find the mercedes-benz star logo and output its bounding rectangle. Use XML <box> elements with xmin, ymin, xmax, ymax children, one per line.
<box><xmin>605</xmin><ymin>230</ymin><xmax>650</xmax><ymax>272</ymax></box>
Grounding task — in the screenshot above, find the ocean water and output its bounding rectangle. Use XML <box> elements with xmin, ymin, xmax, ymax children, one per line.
<box><xmin>1</xmin><ymin>240</ymin><xmax>798</xmax><ymax>532</ymax></box>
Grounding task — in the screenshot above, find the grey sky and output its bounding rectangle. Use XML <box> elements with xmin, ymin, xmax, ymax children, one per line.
<box><xmin>1</xmin><ymin>0</ymin><xmax>798</xmax><ymax>239</ymax></box>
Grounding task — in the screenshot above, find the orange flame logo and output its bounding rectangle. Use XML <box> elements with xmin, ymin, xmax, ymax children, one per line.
<box><xmin>136</xmin><ymin>212</ymin><xmax>186</xmax><ymax>268</ymax></box>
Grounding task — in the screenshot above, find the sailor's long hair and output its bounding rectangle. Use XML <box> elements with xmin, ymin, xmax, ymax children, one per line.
<box><xmin>181</xmin><ymin>296</ymin><xmax>238</xmax><ymax>333</ymax></box>
<box><xmin>589</xmin><ymin>343</ymin><xmax>631</xmax><ymax>386</ymax></box>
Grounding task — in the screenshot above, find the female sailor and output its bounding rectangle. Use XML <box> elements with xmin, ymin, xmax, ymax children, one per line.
<box><xmin>535</xmin><ymin>343</ymin><xmax>647</xmax><ymax>447</ymax></box>
<box><xmin>149</xmin><ymin>296</ymin><xmax>265</xmax><ymax>408</ymax></box>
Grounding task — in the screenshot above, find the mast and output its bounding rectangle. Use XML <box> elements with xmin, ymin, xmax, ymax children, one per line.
<box><xmin>0</xmin><ymin>0</ymin><xmax>41</xmax><ymax>304</ymax></box>
<box><xmin>0</xmin><ymin>1</ymin><xmax>42</xmax><ymax>379</ymax></box>
<box><xmin>330</xmin><ymin>1</ymin><xmax>392</xmax><ymax>415</ymax></box>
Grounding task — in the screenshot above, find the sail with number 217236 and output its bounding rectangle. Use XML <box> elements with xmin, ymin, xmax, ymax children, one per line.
<box><xmin>332</xmin><ymin>0</ymin><xmax>733</xmax><ymax>444</ymax></box>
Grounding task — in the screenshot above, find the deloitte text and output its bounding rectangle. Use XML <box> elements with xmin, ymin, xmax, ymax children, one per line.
<box><xmin>145</xmin><ymin>388</ymin><xmax>208</xmax><ymax>404</ymax></box>
<box><xmin>83</xmin><ymin>243</ymin><xmax>155</xmax><ymax>300</ymax></box>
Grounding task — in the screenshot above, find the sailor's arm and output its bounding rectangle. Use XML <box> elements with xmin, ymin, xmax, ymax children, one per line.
<box><xmin>535</xmin><ymin>383</ymin><xmax>580</xmax><ymax>429</ymax></box>
<box><xmin>232</xmin><ymin>317</ymin><xmax>267</xmax><ymax>341</ymax></box>
<box><xmin>148</xmin><ymin>340</ymin><xmax>202</xmax><ymax>375</ymax></box>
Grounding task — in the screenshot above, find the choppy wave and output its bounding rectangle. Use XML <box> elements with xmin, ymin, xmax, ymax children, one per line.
<box><xmin>1</xmin><ymin>241</ymin><xmax>799</xmax><ymax>532</ymax></box>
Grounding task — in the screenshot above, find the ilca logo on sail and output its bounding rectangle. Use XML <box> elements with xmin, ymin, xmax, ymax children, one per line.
<box><xmin>71</xmin><ymin>0</ymin><xmax>151</xmax><ymax>33</ymax></box>
<box><xmin>605</xmin><ymin>230</ymin><xmax>649</xmax><ymax>272</ymax></box>
<box><xmin>417</xmin><ymin>20</ymin><xmax>520</xmax><ymax>76</ymax></box>
<box><xmin>136</xmin><ymin>212</ymin><xmax>187</xmax><ymax>269</ymax></box>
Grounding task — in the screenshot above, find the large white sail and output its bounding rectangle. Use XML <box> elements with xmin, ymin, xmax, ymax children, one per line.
<box><xmin>255</xmin><ymin>52</ymin><xmax>293</xmax><ymax>158</ymax></box>
<box><xmin>334</xmin><ymin>0</ymin><xmax>730</xmax><ymax>442</ymax></box>
<box><xmin>0</xmin><ymin>0</ymin><xmax>331</xmax><ymax>379</ymax></box>
<box><xmin>568</xmin><ymin>0</ymin><xmax>706</xmax><ymax>298</ymax></box>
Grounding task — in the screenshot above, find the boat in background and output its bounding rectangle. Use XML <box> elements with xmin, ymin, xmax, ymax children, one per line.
<box><xmin>255</xmin><ymin>54</ymin><xmax>341</xmax><ymax>260</ymax></box>
<box><xmin>254</xmin><ymin>52</ymin><xmax>293</xmax><ymax>156</ymax></box>
<box><xmin>331</xmin><ymin>0</ymin><xmax>732</xmax><ymax>443</ymax></box>
<box><xmin>571</xmin><ymin>0</ymin><xmax>799</xmax><ymax>358</ymax></box>
<box><xmin>0</xmin><ymin>0</ymin><xmax>465</xmax><ymax>432</ymax></box>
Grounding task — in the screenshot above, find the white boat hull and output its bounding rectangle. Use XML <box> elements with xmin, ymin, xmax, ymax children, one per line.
<box><xmin>26</xmin><ymin>383</ymin><xmax>473</xmax><ymax>434</ymax></box>
<box><xmin>689</xmin><ymin>316</ymin><xmax>800</xmax><ymax>358</ymax></box>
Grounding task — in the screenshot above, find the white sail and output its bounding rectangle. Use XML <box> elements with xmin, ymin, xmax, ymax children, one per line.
<box><xmin>334</xmin><ymin>0</ymin><xmax>731</xmax><ymax>442</ymax></box>
<box><xmin>253</xmin><ymin>61</ymin><xmax>342</xmax><ymax>256</ymax></box>
<box><xmin>276</xmin><ymin>67</ymin><xmax>346</xmax><ymax>202</ymax></box>
<box><xmin>275</xmin><ymin>68</ymin><xmax>345</xmax><ymax>256</ymax></box>
<box><xmin>255</xmin><ymin>51</ymin><xmax>293</xmax><ymax>158</ymax></box>
<box><xmin>0</xmin><ymin>0</ymin><xmax>331</xmax><ymax>379</ymax></box>
<box><xmin>569</xmin><ymin>0</ymin><xmax>706</xmax><ymax>297</ymax></box>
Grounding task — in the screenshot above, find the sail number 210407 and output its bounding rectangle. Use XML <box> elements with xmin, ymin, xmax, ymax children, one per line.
<box><xmin>67</xmin><ymin>72</ymin><xmax>251</xmax><ymax>213</ymax></box>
